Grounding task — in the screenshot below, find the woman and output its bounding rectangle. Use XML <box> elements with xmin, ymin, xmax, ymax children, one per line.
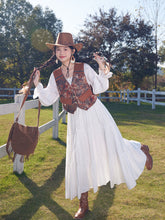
<box><xmin>33</xmin><ymin>32</ymin><xmax>153</xmax><ymax>219</ymax></box>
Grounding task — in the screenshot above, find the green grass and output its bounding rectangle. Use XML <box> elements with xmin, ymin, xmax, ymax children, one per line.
<box><xmin>0</xmin><ymin>101</ymin><xmax>165</xmax><ymax>220</ymax></box>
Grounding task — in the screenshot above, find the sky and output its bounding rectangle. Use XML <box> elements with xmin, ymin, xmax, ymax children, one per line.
<box><xmin>28</xmin><ymin>0</ymin><xmax>140</xmax><ymax>36</ymax></box>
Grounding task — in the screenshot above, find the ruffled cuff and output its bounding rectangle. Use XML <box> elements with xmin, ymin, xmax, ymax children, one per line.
<box><xmin>33</xmin><ymin>83</ymin><xmax>43</xmax><ymax>99</ymax></box>
<box><xmin>99</xmin><ymin>68</ymin><xmax>113</xmax><ymax>78</ymax></box>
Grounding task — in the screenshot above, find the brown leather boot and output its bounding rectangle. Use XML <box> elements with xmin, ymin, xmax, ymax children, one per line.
<box><xmin>74</xmin><ymin>192</ymin><xmax>89</xmax><ymax>219</ymax></box>
<box><xmin>141</xmin><ymin>145</ymin><xmax>153</xmax><ymax>170</ymax></box>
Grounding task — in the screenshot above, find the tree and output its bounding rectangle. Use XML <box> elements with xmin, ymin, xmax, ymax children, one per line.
<box><xmin>138</xmin><ymin>0</ymin><xmax>165</xmax><ymax>89</ymax></box>
<box><xmin>120</xmin><ymin>19</ymin><xmax>156</xmax><ymax>88</ymax></box>
<box><xmin>0</xmin><ymin>0</ymin><xmax>62</xmax><ymax>87</ymax></box>
<box><xmin>77</xmin><ymin>8</ymin><xmax>156</xmax><ymax>89</ymax></box>
<box><xmin>159</xmin><ymin>41</ymin><xmax>165</xmax><ymax>63</ymax></box>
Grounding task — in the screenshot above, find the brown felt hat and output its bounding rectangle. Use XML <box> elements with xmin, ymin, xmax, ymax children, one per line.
<box><xmin>46</xmin><ymin>32</ymin><xmax>83</xmax><ymax>52</ymax></box>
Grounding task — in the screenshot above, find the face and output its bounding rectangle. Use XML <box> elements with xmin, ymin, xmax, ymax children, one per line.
<box><xmin>55</xmin><ymin>46</ymin><xmax>74</xmax><ymax>65</ymax></box>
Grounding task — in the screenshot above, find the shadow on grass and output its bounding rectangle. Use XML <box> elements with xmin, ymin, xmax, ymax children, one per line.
<box><xmin>2</xmin><ymin>157</ymin><xmax>73</xmax><ymax>220</ymax></box>
<box><xmin>54</xmin><ymin>137</ymin><xmax>66</xmax><ymax>148</ymax></box>
<box><xmin>86</xmin><ymin>184</ymin><xmax>115</xmax><ymax>220</ymax></box>
<box><xmin>2</xmin><ymin>138</ymin><xmax>115</xmax><ymax>220</ymax></box>
<box><xmin>2</xmin><ymin>161</ymin><xmax>116</xmax><ymax>220</ymax></box>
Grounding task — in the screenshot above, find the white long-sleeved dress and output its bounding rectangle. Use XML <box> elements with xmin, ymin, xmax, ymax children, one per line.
<box><xmin>33</xmin><ymin>63</ymin><xmax>146</xmax><ymax>200</ymax></box>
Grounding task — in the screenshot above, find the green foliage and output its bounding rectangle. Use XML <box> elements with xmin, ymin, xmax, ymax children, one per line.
<box><xmin>159</xmin><ymin>41</ymin><xmax>165</xmax><ymax>63</ymax></box>
<box><xmin>77</xmin><ymin>8</ymin><xmax>156</xmax><ymax>89</ymax></box>
<box><xmin>157</xmin><ymin>74</ymin><xmax>165</xmax><ymax>90</ymax></box>
<box><xmin>0</xmin><ymin>0</ymin><xmax>62</xmax><ymax>87</ymax></box>
<box><xmin>109</xmin><ymin>72</ymin><xmax>135</xmax><ymax>91</ymax></box>
<box><xmin>140</xmin><ymin>74</ymin><xmax>165</xmax><ymax>90</ymax></box>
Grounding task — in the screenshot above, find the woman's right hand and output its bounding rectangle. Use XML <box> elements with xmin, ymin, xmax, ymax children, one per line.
<box><xmin>33</xmin><ymin>68</ymin><xmax>40</xmax><ymax>87</ymax></box>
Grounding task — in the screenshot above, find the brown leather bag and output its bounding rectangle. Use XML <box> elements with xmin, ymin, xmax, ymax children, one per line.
<box><xmin>6</xmin><ymin>71</ymin><xmax>41</xmax><ymax>162</ymax></box>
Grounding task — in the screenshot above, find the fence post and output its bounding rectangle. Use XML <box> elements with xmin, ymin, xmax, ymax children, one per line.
<box><xmin>127</xmin><ymin>89</ymin><xmax>130</xmax><ymax>104</ymax></box>
<box><xmin>120</xmin><ymin>91</ymin><xmax>122</xmax><ymax>102</ymax></box>
<box><xmin>13</xmin><ymin>94</ymin><xmax>25</xmax><ymax>174</ymax></box>
<box><xmin>98</xmin><ymin>93</ymin><xmax>101</xmax><ymax>100</ymax></box>
<box><xmin>152</xmin><ymin>89</ymin><xmax>156</xmax><ymax>109</ymax></box>
<box><xmin>144</xmin><ymin>92</ymin><xmax>147</xmax><ymax>100</ymax></box>
<box><xmin>62</xmin><ymin>107</ymin><xmax>66</xmax><ymax>124</ymax></box>
<box><xmin>123</xmin><ymin>90</ymin><xmax>126</xmax><ymax>103</ymax></box>
<box><xmin>137</xmin><ymin>88</ymin><xmax>141</xmax><ymax>106</ymax></box>
<box><xmin>53</xmin><ymin>98</ymin><xmax>59</xmax><ymax>139</ymax></box>
<box><xmin>13</xmin><ymin>87</ymin><xmax>17</xmax><ymax>98</ymax></box>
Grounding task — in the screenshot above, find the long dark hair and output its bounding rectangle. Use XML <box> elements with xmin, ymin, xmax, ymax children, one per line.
<box><xmin>20</xmin><ymin>46</ymin><xmax>77</xmax><ymax>94</ymax></box>
<box><xmin>37</xmin><ymin>50</ymin><xmax>57</xmax><ymax>71</ymax></box>
<box><xmin>20</xmin><ymin>51</ymin><xmax>56</xmax><ymax>94</ymax></box>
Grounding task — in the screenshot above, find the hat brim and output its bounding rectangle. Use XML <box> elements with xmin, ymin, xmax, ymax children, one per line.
<box><xmin>45</xmin><ymin>42</ymin><xmax>83</xmax><ymax>52</ymax></box>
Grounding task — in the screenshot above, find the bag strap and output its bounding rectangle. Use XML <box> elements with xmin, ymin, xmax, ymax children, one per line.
<box><xmin>15</xmin><ymin>70</ymin><xmax>41</xmax><ymax>127</ymax></box>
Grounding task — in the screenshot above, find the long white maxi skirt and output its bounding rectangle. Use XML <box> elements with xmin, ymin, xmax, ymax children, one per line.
<box><xmin>65</xmin><ymin>99</ymin><xmax>146</xmax><ymax>200</ymax></box>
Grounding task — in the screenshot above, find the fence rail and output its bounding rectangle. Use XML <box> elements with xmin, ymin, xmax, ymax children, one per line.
<box><xmin>0</xmin><ymin>94</ymin><xmax>66</xmax><ymax>174</ymax></box>
<box><xmin>1</xmin><ymin>88</ymin><xmax>165</xmax><ymax>109</ymax></box>
<box><xmin>0</xmin><ymin>87</ymin><xmax>34</xmax><ymax>98</ymax></box>
<box><xmin>98</xmin><ymin>88</ymin><xmax>165</xmax><ymax>109</ymax></box>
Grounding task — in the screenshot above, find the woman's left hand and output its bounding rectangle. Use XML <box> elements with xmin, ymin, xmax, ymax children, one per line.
<box><xmin>93</xmin><ymin>52</ymin><xmax>111</xmax><ymax>72</ymax></box>
<box><xmin>93</xmin><ymin>52</ymin><xmax>105</xmax><ymax>66</ymax></box>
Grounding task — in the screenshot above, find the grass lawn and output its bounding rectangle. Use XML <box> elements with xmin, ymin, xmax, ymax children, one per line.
<box><xmin>0</xmin><ymin>101</ymin><xmax>165</xmax><ymax>220</ymax></box>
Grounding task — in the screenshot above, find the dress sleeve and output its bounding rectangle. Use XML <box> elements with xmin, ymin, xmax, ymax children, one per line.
<box><xmin>33</xmin><ymin>72</ymin><xmax>59</xmax><ymax>106</ymax></box>
<box><xmin>84</xmin><ymin>63</ymin><xmax>113</xmax><ymax>94</ymax></box>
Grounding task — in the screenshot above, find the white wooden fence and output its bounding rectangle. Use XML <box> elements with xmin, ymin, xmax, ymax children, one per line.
<box><xmin>0</xmin><ymin>94</ymin><xmax>66</xmax><ymax>174</ymax></box>
<box><xmin>99</xmin><ymin>88</ymin><xmax>165</xmax><ymax>109</ymax></box>
<box><xmin>0</xmin><ymin>87</ymin><xmax>20</xmax><ymax>98</ymax></box>
<box><xmin>1</xmin><ymin>87</ymin><xmax>165</xmax><ymax>109</ymax></box>
<box><xmin>0</xmin><ymin>88</ymin><xmax>164</xmax><ymax>173</ymax></box>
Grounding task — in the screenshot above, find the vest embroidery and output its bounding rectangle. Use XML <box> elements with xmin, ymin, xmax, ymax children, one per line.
<box><xmin>53</xmin><ymin>63</ymin><xmax>97</xmax><ymax>113</ymax></box>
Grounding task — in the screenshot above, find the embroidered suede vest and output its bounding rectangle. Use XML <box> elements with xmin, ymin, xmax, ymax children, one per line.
<box><xmin>53</xmin><ymin>63</ymin><xmax>97</xmax><ymax>114</ymax></box>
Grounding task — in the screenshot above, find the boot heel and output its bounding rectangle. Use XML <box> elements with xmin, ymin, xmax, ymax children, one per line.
<box><xmin>74</xmin><ymin>192</ymin><xmax>89</xmax><ymax>219</ymax></box>
<box><xmin>141</xmin><ymin>145</ymin><xmax>153</xmax><ymax>170</ymax></box>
